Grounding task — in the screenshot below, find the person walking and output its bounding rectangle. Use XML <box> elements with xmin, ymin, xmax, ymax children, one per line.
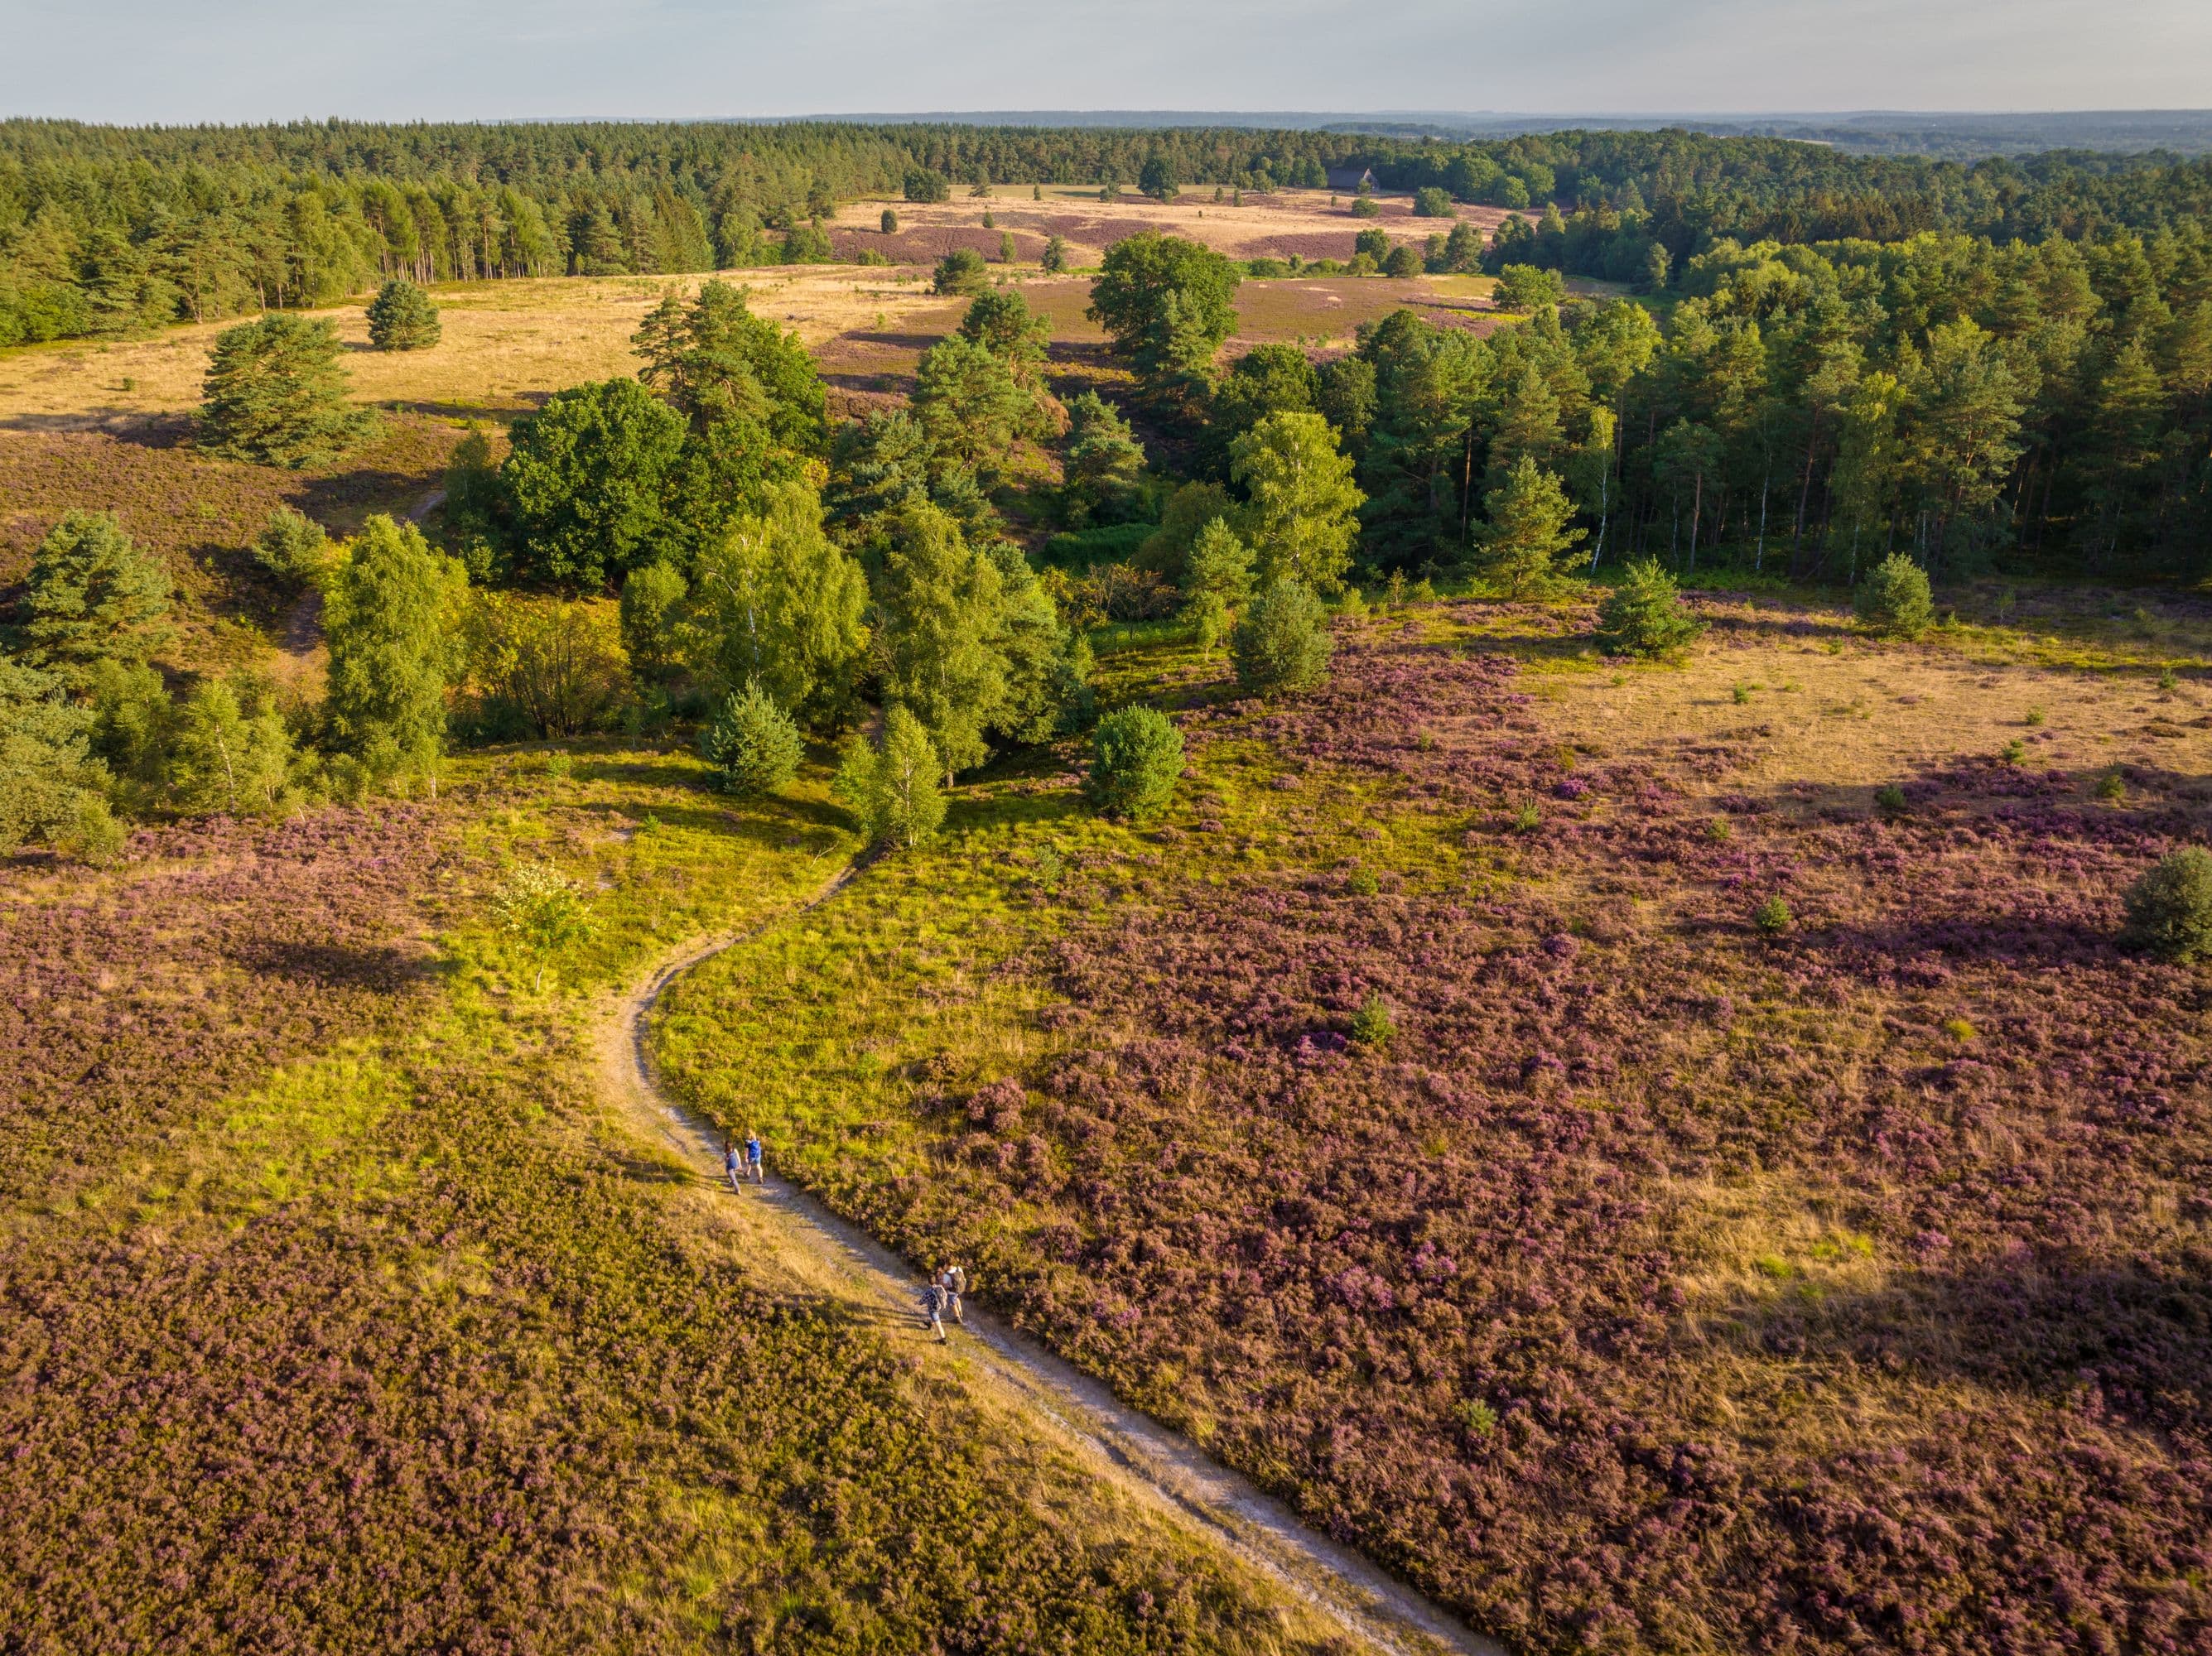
<box><xmin>941</xmin><ymin>1264</ymin><xmax>968</xmax><ymax>1327</ymax></box>
<box><xmin>921</xmin><ymin>1276</ymin><xmax>951</xmax><ymax>1343</ymax></box>
<box><xmin>744</xmin><ymin>1129</ymin><xmax>764</xmax><ymax>1186</ymax></box>
<box><xmin>722</xmin><ymin>1139</ymin><xmax>742</xmax><ymax>1193</ymax></box>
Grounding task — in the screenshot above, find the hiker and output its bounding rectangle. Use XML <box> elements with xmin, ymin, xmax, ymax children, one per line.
<box><xmin>940</xmin><ymin>1264</ymin><xmax>968</xmax><ymax>1326</ymax></box>
<box><xmin>722</xmin><ymin>1139</ymin><xmax>742</xmax><ymax>1193</ymax></box>
<box><xmin>921</xmin><ymin>1276</ymin><xmax>951</xmax><ymax>1343</ymax></box>
<box><xmin>744</xmin><ymin>1129</ymin><xmax>764</xmax><ymax>1186</ymax></box>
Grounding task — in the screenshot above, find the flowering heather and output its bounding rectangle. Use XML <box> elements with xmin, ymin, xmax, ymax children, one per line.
<box><xmin>0</xmin><ymin>806</ymin><xmax>452</xmax><ymax>1203</ymax></box>
<box><xmin>695</xmin><ymin>610</ymin><xmax>2212</xmax><ymax>1654</ymax></box>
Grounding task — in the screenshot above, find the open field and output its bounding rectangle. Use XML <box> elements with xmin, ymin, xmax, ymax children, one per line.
<box><xmin>654</xmin><ymin>596</ymin><xmax>2212</xmax><ymax>1655</ymax></box>
<box><xmin>0</xmin><ymin>744</ymin><xmax>1355</xmax><ymax>1654</ymax></box>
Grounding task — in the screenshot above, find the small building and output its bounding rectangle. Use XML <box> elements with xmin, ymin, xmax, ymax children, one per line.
<box><xmin>1325</xmin><ymin>166</ymin><xmax>1376</xmax><ymax>193</ymax></box>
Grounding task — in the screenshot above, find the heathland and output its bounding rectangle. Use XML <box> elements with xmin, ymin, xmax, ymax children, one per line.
<box><xmin>3</xmin><ymin>118</ymin><xmax>2210</xmax><ymax>1655</ymax></box>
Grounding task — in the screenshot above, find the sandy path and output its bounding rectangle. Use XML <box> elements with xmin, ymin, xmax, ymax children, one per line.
<box><xmin>596</xmin><ymin>857</ymin><xmax>1502</xmax><ymax>1656</ymax></box>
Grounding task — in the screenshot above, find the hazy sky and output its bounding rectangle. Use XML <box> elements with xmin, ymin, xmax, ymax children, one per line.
<box><xmin>2</xmin><ymin>0</ymin><xmax>2208</xmax><ymax>123</ymax></box>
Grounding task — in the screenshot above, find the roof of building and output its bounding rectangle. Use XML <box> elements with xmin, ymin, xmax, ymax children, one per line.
<box><xmin>1325</xmin><ymin>166</ymin><xmax>1376</xmax><ymax>191</ymax></box>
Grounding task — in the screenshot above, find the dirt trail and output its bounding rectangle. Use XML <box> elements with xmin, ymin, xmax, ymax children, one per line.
<box><xmin>598</xmin><ymin>858</ymin><xmax>1502</xmax><ymax>1656</ymax></box>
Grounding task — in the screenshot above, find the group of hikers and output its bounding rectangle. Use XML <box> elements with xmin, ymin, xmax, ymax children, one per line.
<box><xmin>719</xmin><ymin>1131</ymin><xmax>971</xmax><ymax>1342</ymax></box>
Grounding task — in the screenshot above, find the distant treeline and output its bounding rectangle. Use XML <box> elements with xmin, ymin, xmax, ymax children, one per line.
<box><xmin>4</xmin><ymin>118</ymin><xmax>2210</xmax><ymax>346</ymax></box>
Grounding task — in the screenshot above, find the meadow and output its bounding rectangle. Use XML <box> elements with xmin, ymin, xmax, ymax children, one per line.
<box><xmin>0</xmin><ymin>745</ymin><xmax>1344</xmax><ymax>1654</ymax></box>
<box><xmin>654</xmin><ymin>594</ymin><xmax>2212</xmax><ymax>1654</ymax></box>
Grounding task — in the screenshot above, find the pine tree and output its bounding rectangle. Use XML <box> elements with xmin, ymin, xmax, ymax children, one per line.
<box><xmin>1230</xmin><ymin>578</ymin><xmax>1333</xmax><ymax>696</ymax></box>
<box><xmin>18</xmin><ymin>510</ymin><xmax>171</xmax><ymax>683</ymax></box>
<box><xmin>701</xmin><ymin>680</ymin><xmax>803</xmax><ymax>797</ymax></box>
<box><xmin>1087</xmin><ymin>706</ymin><xmax>1183</xmax><ymax>819</ymax></box>
<box><xmin>912</xmin><ymin>335</ymin><xmax>1034</xmax><ymax>477</ymax></box>
<box><xmin>365</xmin><ymin>278</ymin><xmax>441</xmax><ymax>350</ymax></box>
<box><xmin>1476</xmin><ymin>456</ymin><xmax>1586</xmax><ymax>598</ymax></box>
<box><xmin>200</xmin><ymin>313</ymin><xmax>371</xmax><ymax>468</ymax></box>
<box><xmin>0</xmin><ymin>652</ymin><xmax>117</xmax><ymax>857</ymax></box>
<box><xmin>325</xmin><ymin>515</ymin><xmax>465</xmax><ymax>792</ymax></box>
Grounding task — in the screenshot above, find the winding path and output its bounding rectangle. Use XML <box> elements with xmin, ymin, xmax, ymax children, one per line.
<box><xmin>600</xmin><ymin>856</ymin><xmax>1503</xmax><ymax>1656</ymax></box>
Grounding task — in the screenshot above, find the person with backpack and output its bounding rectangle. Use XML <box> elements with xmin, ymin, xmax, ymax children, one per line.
<box><xmin>921</xmin><ymin>1276</ymin><xmax>951</xmax><ymax>1343</ymax></box>
<box><xmin>744</xmin><ymin>1129</ymin><xmax>764</xmax><ymax>1186</ymax></box>
<box><xmin>940</xmin><ymin>1264</ymin><xmax>968</xmax><ymax>1326</ymax></box>
<box><xmin>722</xmin><ymin>1139</ymin><xmax>742</xmax><ymax>1193</ymax></box>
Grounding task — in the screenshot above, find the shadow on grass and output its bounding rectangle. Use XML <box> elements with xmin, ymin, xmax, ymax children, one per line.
<box><xmin>232</xmin><ymin>937</ymin><xmax>437</xmax><ymax>994</ymax></box>
<box><xmin>1718</xmin><ymin>1252</ymin><xmax>2212</xmax><ymax>1436</ymax></box>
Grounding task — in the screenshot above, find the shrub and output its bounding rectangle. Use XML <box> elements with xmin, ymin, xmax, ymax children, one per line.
<box><xmin>1855</xmin><ymin>553</ymin><xmax>1934</xmax><ymax>639</ymax></box>
<box><xmin>1383</xmin><ymin>244</ymin><xmax>1422</xmax><ymax>277</ymax></box>
<box><xmin>880</xmin><ymin>208</ymin><xmax>899</xmax><ymax>234</ymax></box>
<box><xmin>1511</xmin><ymin>802</ymin><xmax>1540</xmax><ymax>833</ymax></box>
<box><xmin>1456</xmin><ymin>1399</ymin><xmax>1498</xmax><ymax>1438</ymax></box>
<box><xmin>1875</xmin><ymin>783</ymin><xmax>1908</xmax><ymax>814</ymax></box>
<box><xmin>1351</xmin><ymin>994</ymin><xmax>1394</xmax><ymax>1047</ymax></box>
<box><xmin>933</xmin><ymin>248</ymin><xmax>989</xmax><ymax>296</ymax></box>
<box><xmin>1042</xmin><ymin>236</ymin><xmax>1067</xmax><ymax>274</ymax></box>
<box><xmin>1087</xmin><ymin>706</ymin><xmax>1183</xmax><ymax>821</ymax></box>
<box><xmin>2122</xmin><ymin>846</ymin><xmax>2212</xmax><ymax>962</ymax></box>
<box><xmin>2002</xmin><ymin>738</ymin><xmax>2026</xmax><ymax>764</ymax></box>
<box><xmin>1754</xmin><ymin>894</ymin><xmax>1793</xmax><ymax>936</ymax></box>
<box><xmin>2094</xmin><ymin>771</ymin><xmax>2128</xmax><ymax>802</ymax></box>
<box><xmin>457</xmin><ymin>590</ymin><xmax>629</xmax><ymax>739</ymax></box>
<box><xmin>1346</xmin><ymin>867</ymin><xmax>1380</xmax><ymax>896</ymax></box>
<box><xmin>491</xmin><ymin>861</ymin><xmax>592</xmax><ymax>991</ymax></box>
<box><xmin>365</xmin><ymin>278</ymin><xmax>441</xmax><ymax>350</ymax></box>
<box><xmin>1229</xmin><ymin>578</ymin><xmax>1333</xmax><ymax>698</ymax></box>
<box><xmin>1350</xmin><ymin>196</ymin><xmax>1381</xmax><ymax>219</ymax></box>
<box><xmin>1705</xmin><ymin>817</ymin><xmax>1731</xmax><ymax>841</ymax></box>
<box><xmin>701</xmin><ymin>681</ymin><xmax>803</xmax><ymax>797</ymax></box>
<box><xmin>251</xmin><ymin>506</ymin><xmax>330</xmax><ymax>588</ymax></box>
<box><xmin>1595</xmin><ymin>558</ymin><xmax>1702</xmax><ymax>657</ymax></box>
<box><xmin>1412</xmin><ymin>186</ymin><xmax>1456</xmax><ymax>218</ymax></box>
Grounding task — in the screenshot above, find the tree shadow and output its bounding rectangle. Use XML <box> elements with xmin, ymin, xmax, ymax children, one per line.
<box><xmin>231</xmin><ymin>937</ymin><xmax>435</xmax><ymax>994</ymax></box>
<box><xmin>0</xmin><ymin>410</ymin><xmax>195</xmax><ymax>445</ymax></box>
<box><xmin>1718</xmin><ymin>1251</ymin><xmax>2212</xmax><ymax>1436</ymax></box>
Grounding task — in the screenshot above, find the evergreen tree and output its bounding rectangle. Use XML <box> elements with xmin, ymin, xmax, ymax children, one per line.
<box><xmin>200</xmin><ymin>313</ymin><xmax>370</xmax><ymax>468</ymax></box>
<box><xmin>365</xmin><ymin>278</ymin><xmax>441</xmax><ymax>350</ymax></box>
<box><xmin>1476</xmin><ymin>455</ymin><xmax>1586</xmax><ymax>597</ymax></box>
<box><xmin>958</xmin><ymin>288</ymin><xmax>1051</xmax><ymax>384</ymax></box>
<box><xmin>251</xmin><ymin>506</ymin><xmax>330</xmax><ymax>588</ymax></box>
<box><xmin>1595</xmin><ymin>558</ymin><xmax>1703</xmax><ymax>657</ymax></box>
<box><xmin>1230</xmin><ymin>578</ymin><xmax>1333</xmax><ymax>696</ymax></box>
<box><xmin>913</xmin><ymin>335</ymin><xmax>1034</xmax><ymax>479</ymax></box>
<box><xmin>0</xmin><ymin>651</ymin><xmax>116</xmax><ymax>857</ymax></box>
<box><xmin>833</xmin><ymin>705</ymin><xmax>944</xmax><ymax>850</ymax></box>
<box><xmin>1061</xmin><ymin>392</ymin><xmax>1149</xmax><ymax>526</ymax></box>
<box><xmin>872</xmin><ymin>501</ymin><xmax>1006</xmax><ymax>779</ymax></box>
<box><xmin>1178</xmin><ymin>517</ymin><xmax>1253</xmax><ymax>651</ymax></box>
<box><xmin>933</xmin><ymin>248</ymin><xmax>989</xmax><ymax>296</ymax></box>
<box><xmin>981</xmin><ymin>541</ymin><xmax>1087</xmax><ymax>744</ymax></box>
<box><xmin>633</xmin><ymin>280</ymin><xmax>826</xmax><ymax>452</ymax></box>
<box><xmin>880</xmin><ymin>208</ymin><xmax>899</xmax><ymax>235</ymax></box>
<box><xmin>18</xmin><ymin>510</ymin><xmax>171</xmax><ymax>683</ymax></box>
<box><xmin>1087</xmin><ymin>705</ymin><xmax>1183</xmax><ymax>819</ymax></box>
<box><xmin>1041</xmin><ymin>236</ymin><xmax>1068</xmax><ymax>275</ymax></box>
<box><xmin>1854</xmin><ymin>553</ymin><xmax>1934</xmax><ymax>639</ymax></box>
<box><xmin>701</xmin><ymin>679</ymin><xmax>803</xmax><ymax>797</ymax></box>
<box><xmin>324</xmin><ymin>515</ymin><xmax>465</xmax><ymax>791</ymax></box>
<box><xmin>1228</xmin><ymin>412</ymin><xmax>1364</xmax><ymax>593</ymax></box>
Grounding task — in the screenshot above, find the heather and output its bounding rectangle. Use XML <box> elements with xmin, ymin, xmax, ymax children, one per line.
<box><xmin>660</xmin><ymin>604</ymin><xmax>2212</xmax><ymax>1654</ymax></box>
<box><xmin>0</xmin><ymin>748</ymin><xmax>1325</xmax><ymax>1654</ymax></box>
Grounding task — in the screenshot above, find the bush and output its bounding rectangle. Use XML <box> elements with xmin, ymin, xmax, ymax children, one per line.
<box><xmin>933</xmin><ymin>248</ymin><xmax>988</xmax><ymax>296</ymax></box>
<box><xmin>1350</xmin><ymin>196</ymin><xmax>1381</xmax><ymax>219</ymax></box>
<box><xmin>251</xmin><ymin>506</ymin><xmax>330</xmax><ymax>588</ymax></box>
<box><xmin>1875</xmin><ymin>783</ymin><xmax>1908</xmax><ymax>814</ymax></box>
<box><xmin>1383</xmin><ymin>244</ymin><xmax>1422</xmax><ymax>277</ymax></box>
<box><xmin>1042</xmin><ymin>236</ymin><xmax>1067</xmax><ymax>274</ymax></box>
<box><xmin>701</xmin><ymin>681</ymin><xmax>803</xmax><ymax>797</ymax></box>
<box><xmin>1855</xmin><ymin>553</ymin><xmax>1934</xmax><ymax>639</ymax></box>
<box><xmin>2122</xmin><ymin>846</ymin><xmax>2212</xmax><ymax>962</ymax></box>
<box><xmin>880</xmin><ymin>208</ymin><xmax>899</xmax><ymax>234</ymax></box>
<box><xmin>1351</xmin><ymin>994</ymin><xmax>1394</xmax><ymax>1047</ymax></box>
<box><xmin>365</xmin><ymin>279</ymin><xmax>441</xmax><ymax>350</ymax></box>
<box><xmin>1412</xmin><ymin>186</ymin><xmax>1456</xmax><ymax>218</ymax></box>
<box><xmin>1754</xmin><ymin>894</ymin><xmax>1793</xmax><ymax>936</ymax></box>
<box><xmin>1230</xmin><ymin>578</ymin><xmax>1333</xmax><ymax>698</ymax></box>
<box><xmin>1086</xmin><ymin>705</ymin><xmax>1183</xmax><ymax>821</ymax></box>
<box><xmin>1595</xmin><ymin>558</ymin><xmax>1702</xmax><ymax>657</ymax></box>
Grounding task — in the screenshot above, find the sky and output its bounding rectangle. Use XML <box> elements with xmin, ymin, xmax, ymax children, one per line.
<box><xmin>2</xmin><ymin>0</ymin><xmax>2208</xmax><ymax>123</ymax></box>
